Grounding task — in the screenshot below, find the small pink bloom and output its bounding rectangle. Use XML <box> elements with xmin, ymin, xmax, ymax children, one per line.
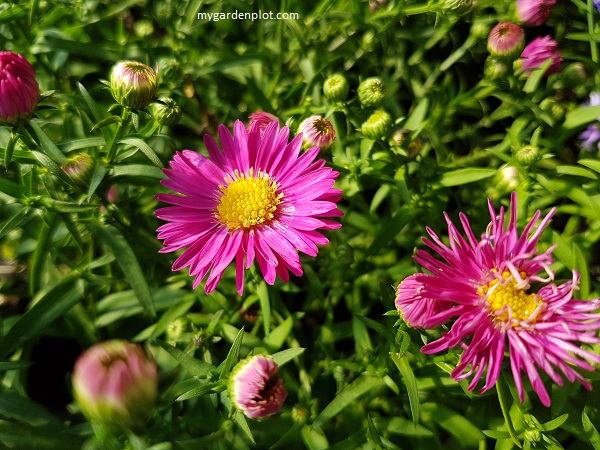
<box><xmin>72</xmin><ymin>340</ymin><xmax>157</xmax><ymax>432</ymax></box>
<box><xmin>516</xmin><ymin>0</ymin><xmax>556</xmax><ymax>27</ymax></box>
<box><xmin>395</xmin><ymin>192</ymin><xmax>600</xmax><ymax>407</ymax></box>
<box><xmin>298</xmin><ymin>115</ymin><xmax>336</xmax><ymax>149</ymax></box>
<box><xmin>0</xmin><ymin>51</ymin><xmax>39</xmax><ymax>127</ymax></box>
<box><xmin>247</xmin><ymin>111</ymin><xmax>281</xmax><ymax>136</ymax></box>
<box><xmin>519</xmin><ymin>36</ymin><xmax>562</xmax><ymax>76</ymax></box>
<box><xmin>229</xmin><ymin>355</ymin><xmax>287</xmax><ymax>419</ymax></box>
<box><xmin>487</xmin><ymin>22</ymin><xmax>525</xmax><ymax>61</ymax></box>
<box><xmin>155</xmin><ymin>121</ymin><xmax>343</xmax><ymax>295</ymax></box>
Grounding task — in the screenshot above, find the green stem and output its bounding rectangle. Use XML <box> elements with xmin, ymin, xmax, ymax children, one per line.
<box><xmin>106</xmin><ymin>108</ymin><xmax>131</xmax><ymax>163</ymax></box>
<box><xmin>589</xmin><ymin>0</ymin><xmax>599</xmax><ymax>69</ymax></box>
<box><xmin>496</xmin><ymin>375</ymin><xmax>523</xmax><ymax>449</ymax></box>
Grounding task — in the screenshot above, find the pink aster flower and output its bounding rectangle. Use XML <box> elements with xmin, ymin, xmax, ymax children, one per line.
<box><xmin>72</xmin><ymin>340</ymin><xmax>158</xmax><ymax>432</ymax></box>
<box><xmin>395</xmin><ymin>192</ymin><xmax>600</xmax><ymax>407</ymax></box>
<box><xmin>516</xmin><ymin>0</ymin><xmax>556</xmax><ymax>27</ymax></box>
<box><xmin>247</xmin><ymin>110</ymin><xmax>281</xmax><ymax>136</ymax></box>
<box><xmin>519</xmin><ymin>36</ymin><xmax>562</xmax><ymax>76</ymax></box>
<box><xmin>156</xmin><ymin>121</ymin><xmax>343</xmax><ymax>295</ymax></box>
<box><xmin>0</xmin><ymin>51</ymin><xmax>39</xmax><ymax>127</ymax></box>
<box><xmin>298</xmin><ymin>115</ymin><xmax>336</xmax><ymax>150</ymax></box>
<box><xmin>229</xmin><ymin>355</ymin><xmax>287</xmax><ymax>419</ymax></box>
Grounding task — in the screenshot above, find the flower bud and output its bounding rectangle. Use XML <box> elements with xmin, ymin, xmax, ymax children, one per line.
<box><xmin>357</xmin><ymin>77</ymin><xmax>386</xmax><ymax>107</ymax></box>
<box><xmin>157</xmin><ymin>59</ymin><xmax>183</xmax><ymax>86</ymax></box>
<box><xmin>152</xmin><ymin>98</ymin><xmax>182</xmax><ymax>126</ymax></box>
<box><xmin>229</xmin><ymin>355</ymin><xmax>287</xmax><ymax>419</ymax></box>
<box><xmin>61</xmin><ymin>153</ymin><xmax>94</xmax><ymax>183</ymax></box>
<box><xmin>247</xmin><ymin>111</ymin><xmax>281</xmax><ymax>136</ymax></box>
<box><xmin>166</xmin><ymin>317</ymin><xmax>191</xmax><ymax>342</ymax></box>
<box><xmin>470</xmin><ymin>22</ymin><xmax>490</xmax><ymax>40</ymax></box>
<box><xmin>134</xmin><ymin>20</ymin><xmax>154</xmax><ymax>38</ymax></box>
<box><xmin>298</xmin><ymin>115</ymin><xmax>336</xmax><ymax>149</ymax></box>
<box><xmin>335</xmin><ymin>244</ymin><xmax>354</xmax><ymax>265</ymax></box>
<box><xmin>361</xmin><ymin>109</ymin><xmax>392</xmax><ymax>140</ymax></box>
<box><xmin>514</xmin><ymin>145</ymin><xmax>539</xmax><ymax>166</ymax></box>
<box><xmin>516</xmin><ymin>0</ymin><xmax>556</xmax><ymax>27</ymax></box>
<box><xmin>0</xmin><ymin>51</ymin><xmax>39</xmax><ymax>127</ymax></box>
<box><xmin>539</xmin><ymin>97</ymin><xmax>566</xmax><ymax>122</ymax></box>
<box><xmin>487</xmin><ymin>22</ymin><xmax>525</xmax><ymax>61</ymax></box>
<box><xmin>323</xmin><ymin>74</ymin><xmax>349</xmax><ymax>102</ymax></box>
<box><xmin>484</xmin><ymin>56</ymin><xmax>510</xmax><ymax>81</ymax></box>
<box><xmin>441</xmin><ymin>0</ymin><xmax>473</xmax><ymax>14</ymax></box>
<box><xmin>110</xmin><ymin>61</ymin><xmax>157</xmax><ymax>110</ymax></box>
<box><xmin>106</xmin><ymin>184</ymin><xmax>120</xmax><ymax>204</ymax></box>
<box><xmin>519</xmin><ymin>35</ymin><xmax>562</xmax><ymax>76</ymax></box>
<box><xmin>72</xmin><ymin>340</ymin><xmax>157</xmax><ymax>432</ymax></box>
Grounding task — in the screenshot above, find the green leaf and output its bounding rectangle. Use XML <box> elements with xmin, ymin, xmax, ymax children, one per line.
<box><xmin>257</xmin><ymin>281</ymin><xmax>271</xmax><ymax>337</ymax></box>
<box><xmin>564</xmin><ymin>105</ymin><xmax>600</xmax><ymax>130</ymax></box>
<box><xmin>91</xmin><ymin>115</ymin><xmax>122</xmax><ymax>131</ymax></box>
<box><xmin>404</xmin><ymin>97</ymin><xmax>429</xmax><ymax>130</ymax></box>
<box><xmin>175</xmin><ymin>382</ymin><xmax>222</xmax><ymax>401</ymax></box>
<box><xmin>391</xmin><ymin>354</ymin><xmax>420</xmax><ymax>426</ymax></box>
<box><xmin>31</xmin><ymin>150</ymin><xmax>75</xmax><ymax>187</ymax></box>
<box><xmin>111</xmin><ymin>164</ymin><xmax>166</xmax><ymax>179</ymax></box>
<box><xmin>271</xmin><ymin>348</ymin><xmax>305</xmax><ymax>367</ymax></box>
<box><xmin>313</xmin><ymin>374</ymin><xmax>387</xmax><ymax>428</ymax></box>
<box><xmin>28</xmin><ymin>121</ymin><xmax>67</xmax><ymax>163</ymax></box>
<box><xmin>120</xmin><ymin>137</ymin><xmax>164</xmax><ymax>167</ymax></box>
<box><xmin>154</xmin><ymin>340</ymin><xmax>217</xmax><ymax>377</ymax></box>
<box><xmin>365</xmin><ymin>205</ymin><xmax>418</xmax><ymax>256</ymax></box>
<box><xmin>0</xmin><ymin>208</ymin><xmax>34</xmax><ymax>240</ymax></box>
<box><xmin>263</xmin><ymin>314</ymin><xmax>295</xmax><ymax>351</ymax></box>
<box><xmin>233</xmin><ymin>411</ymin><xmax>255</xmax><ymax>445</ymax></box>
<box><xmin>583</xmin><ymin>410</ymin><xmax>600</xmax><ymax>450</ymax></box>
<box><xmin>87</xmin><ymin>161</ymin><xmax>108</xmax><ymax>201</ymax></box>
<box><xmin>0</xmin><ymin>277</ymin><xmax>83</xmax><ymax>359</ymax></box>
<box><xmin>78</xmin><ymin>83</ymin><xmax>113</xmax><ymax>144</ymax></box>
<box><xmin>438</xmin><ymin>167</ymin><xmax>496</xmax><ymax>187</ymax></box>
<box><xmin>0</xmin><ymin>177</ymin><xmax>26</xmax><ymax>198</ymax></box>
<box><xmin>29</xmin><ymin>213</ymin><xmax>56</xmax><ymax>293</ymax></box>
<box><xmin>420</xmin><ymin>403</ymin><xmax>486</xmax><ymax>448</ymax></box>
<box><xmin>0</xmin><ymin>4</ymin><xmax>27</xmax><ymax>24</ymax></box>
<box><xmin>539</xmin><ymin>413</ymin><xmax>569</xmax><ymax>432</ymax></box>
<box><xmin>219</xmin><ymin>327</ymin><xmax>245</xmax><ymax>379</ymax></box>
<box><xmin>0</xmin><ymin>360</ymin><xmax>33</xmax><ymax>371</ymax></box>
<box><xmin>87</xmin><ymin>223</ymin><xmax>155</xmax><ymax>316</ymax></box>
<box><xmin>355</xmin><ymin>314</ymin><xmax>396</xmax><ymax>343</ymax></box>
<box><xmin>573</xmin><ymin>243</ymin><xmax>590</xmax><ymax>299</ymax></box>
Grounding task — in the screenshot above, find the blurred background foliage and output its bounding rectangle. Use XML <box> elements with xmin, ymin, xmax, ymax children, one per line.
<box><xmin>2</xmin><ymin>0</ymin><xmax>600</xmax><ymax>448</ymax></box>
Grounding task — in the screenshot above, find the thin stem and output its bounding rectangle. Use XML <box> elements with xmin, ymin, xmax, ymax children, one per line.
<box><xmin>106</xmin><ymin>108</ymin><xmax>131</xmax><ymax>164</ymax></box>
<box><xmin>496</xmin><ymin>375</ymin><xmax>523</xmax><ymax>449</ymax></box>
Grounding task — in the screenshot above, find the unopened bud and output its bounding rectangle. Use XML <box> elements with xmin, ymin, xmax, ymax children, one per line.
<box><xmin>361</xmin><ymin>110</ymin><xmax>392</xmax><ymax>140</ymax></box>
<box><xmin>0</xmin><ymin>51</ymin><xmax>39</xmax><ymax>127</ymax></box>
<box><xmin>357</xmin><ymin>77</ymin><xmax>386</xmax><ymax>107</ymax></box>
<box><xmin>515</xmin><ymin>145</ymin><xmax>539</xmax><ymax>166</ymax></box>
<box><xmin>487</xmin><ymin>22</ymin><xmax>525</xmax><ymax>61</ymax></box>
<box><xmin>298</xmin><ymin>115</ymin><xmax>336</xmax><ymax>149</ymax></box>
<box><xmin>323</xmin><ymin>74</ymin><xmax>349</xmax><ymax>102</ymax></box>
<box><xmin>110</xmin><ymin>61</ymin><xmax>157</xmax><ymax>110</ymax></box>
<box><xmin>152</xmin><ymin>98</ymin><xmax>182</xmax><ymax>126</ymax></box>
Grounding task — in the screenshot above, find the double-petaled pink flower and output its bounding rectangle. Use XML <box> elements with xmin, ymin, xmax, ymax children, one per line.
<box><xmin>156</xmin><ymin>120</ymin><xmax>343</xmax><ymax>295</ymax></box>
<box><xmin>519</xmin><ymin>36</ymin><xmax>562</xmax><ymax>76</ymax></box>
<box><xmin>247</xmin><ymin>111</ymin><xmax>281</xmax><ymax>136</ymax></box>
<box><xmin>395</xmin><ymin>193</ymin><xmax>600</xmax><ymax>406</ymax></box>
<box><xmin>0</xmin><ymin>51</ymin><xmax>39</xmax><ymax>127</ymax></box>
<box><xmin>516</xmin><ymin>0</ymin><xmax>556</xmax><ymax>27</ymax></box>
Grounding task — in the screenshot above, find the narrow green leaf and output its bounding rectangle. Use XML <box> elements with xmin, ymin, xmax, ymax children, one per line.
<box><xmin>365</xmin><ymin>206</ymin><xmax>418</xmax><ymax>256</ymax></box>
<box><xmin>91</xmin><ymin>115</ymin><xmax>122</xmax><ymax>131</ymax></box>
<box><xmin>564</xmin><ymin>105</ymin><xmax>600</xmax><ymax>130</ymax></box>
<box><xmin>301</xmin><ymin>425</ymin><xmax>330</xmax><ymax>450</ymax></box>
<box><xmin>271</xmin><ymin>348</ymin><xmax>305</xmax><ymax>367</ymax></box>
<box><xmin>0</xmin><ymin>4</ymin><xmax>27</xmax><ymax>24</ymax></box>
<box><xmin>0</xmin><ymin>277</ymin><xmax>82</xmax><ymax>359</ymax></box>
<box><xmin>0</xmin><ymin>177</ymin><xmax>26</xmax><ymax>198</ymax></box>
<box><xmin>579</xmin><ymin>158</ymin><xmax>600</xmax><ymax>174</ymax></box>
<box><xmin>540</xmin><ymin>413</ymin><xmax>569</xmax><ymax>432</ymax></box>
<box><xmin>111</xmin><ymin>164</ymin><xmax>166</xmax><ymax>179</ymax></box>
<box><xmin>28</xmin><ymin>121</ymin><xmax>67</xmax><ymax>163</ymax></box>
<box><xmin>313</xmin><ymin>375</ymin><xmax>387</xmax><ymax>427</ymax></box>
<box><xmin>31</xmin><ymin>150</ymin><xmax>74</xmax><ymax>187</ymax></box>
<box><xmin>420</xmin><ymin>403</ymin><xmax>486</xmax><ymax>448</ymax></box>
<box><xmin>120</xmin><ymin>137</ymin><xmax>164</xmax><ymax>167</ymax></box>
<box><xmin>29</xmin><ymin>213</ymin><xmax>55</xmax><ymax>293</ymax></box>
<box><xmin>573</xmin><ymin>243</ymin><xmax>590</xmax><ymax>299</ymax></box>
<box><xmin>58</xmin><ymin>137</ymin><xmax>105</xmax><ymax>153</ymax></box>
<box><xmin>154</xmin><ymin>340</ymin><xmax>217</xmax><ymax>377</ymax></box>
<box><xmin>233</xmin><ymin>411</ymin><xmax>255</xmax><ymax>445</ymax></box>
<box><xmin>583</xmin><ymin>410</ymin><xmax>600</xmax><ymax>450</ymax></box>
<box><xmin>87</xmin><ymin>223</ymin><xmax>155</xmax><ymax>316</ymax></box>
<box><xmin>355</xmin><ymin>314</ymin><xmax>395</xmax><ymax>343</ymax></box>
<box><xmin>219</xmin><ymin>327</ymin><xmax>245</xmax><ymax>379</ymax></box>
<box><xmin>0</xmin><ymin>360</ymin><xmax>33</xmax><ymax>371</ymax></box>
<box><xmin>391</xmin><ymin>353</ymin><xmax>420</xmax><ymax>426</ymax></box>
<box><xmin>87</xmin><ymin>161</ymin><xmax>108</xmax><ymax>201</ymax></box>
<box><xmin>263</xmin><ymin>316</ymin><xmax>295</xmax><ymax>351</ymax></box>
<box><xmin>438</xmin><ymin>167</ymin><xmax>496</xmax><ymax>187</ymax></box>
<box><xmin>175</xmin><ymin>382</ymin><xmax>221</xmax><ymax>401</ymax></box>
<box><xmin>0</xmin><ymin>208</ymin><xmax>34</xmax><ymax>240</ymax></box>
<box><xmin>78</xmin><ymin>83</ymin><xmax>113</xmax><ymax>144</ymax></box>
<box><xmin>257</xmin><ymin>281</ymin><xmax>271</xmax><ymax>337</ymax></box>
<box><xmin>522</xmin><ymin>59</ymin><xmax>552</xmax><ymax>94</ymax></box>
<box><xmin>404</xmin><ymin>97</ymin><xmax>429</xmax><ymax>130</ymax></box>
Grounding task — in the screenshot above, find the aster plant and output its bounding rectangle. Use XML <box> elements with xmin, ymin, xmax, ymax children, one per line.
<box><xmin>156</xmin><ymin>121</ymin><xmax>343</xmax><ymax>295</ymax></box>
<box><xmin>395</xmin><ymin>193</ymin><xmax>600</xmax><ymax>407</ymax></box>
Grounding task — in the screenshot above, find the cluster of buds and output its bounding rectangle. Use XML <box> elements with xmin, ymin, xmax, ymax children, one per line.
<box><xmin>72</xmin><ymin>340</ymin><xmax>157</xmax><ymax>433</ymax></box>
<box><xmin>0</xmin><ymin>51</ymin><xmax>39</xmax><ymax>127</ymax></box>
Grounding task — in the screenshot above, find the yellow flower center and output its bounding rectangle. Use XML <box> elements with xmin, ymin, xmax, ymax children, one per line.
<box><xmin>479</xmin><ymin>270</ymin><xmax>542</xmax><ymax>324</ymax></box>
<box><xmin>313</xmin><ymin>118</ymin><xmax>332</xmax><ymax>135</ymax></box>
<box><xmin>215</xmin><ymin>169</ymin><xmax>283</xmax><ymax>230</ymax></box>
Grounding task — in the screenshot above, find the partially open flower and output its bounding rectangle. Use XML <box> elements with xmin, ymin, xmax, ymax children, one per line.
<box><xmin>487</xmin><ymin>22</ymin><xmax>525</xmax><ymax>61</ymax></box>
<box><xmin>298</xmin><ymin>115</ymin><xmax>336</xmax><ymax>149</ymax></box>
<box><xmin>357</xmin><ymin>77</ymin><xmax>386</xmax><ymax>107</ymax></box>
<box><xmin>516</xmin><ymin>0</ymin><xmax>556</xmax><ymax>27</ymax></box>
<box><xmin>519</xmin><ymin>36</ymin><xmax>562</xmax><ymax>76</ymax></box>
<box><xmin>110</xmin><ymin>61</ymin><xmax>157</xmax><ymax>110</ymax></box>
<box><xmin>72</xmin><ymin>340</ymin><xmax>157</xmax><ymax>432</ymax></box>
<box><xmin>229</xmin><ymin>355</ymin><xmax>287</xmax><ymax>419</ymax></box>
<box><xmin>247</xmin><ymin>111</ymin><xmax>281</xmax><ymax>136</ymax></box>
<box><xmin>0</xmin><ymin>51</ymin><xmax>39</xmax><ymax>127</ymax></box>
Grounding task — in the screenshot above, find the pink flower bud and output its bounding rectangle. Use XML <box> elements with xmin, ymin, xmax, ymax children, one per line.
<box><xmin>0</xmin><ymin>51</ymin><xmax>39</xmax><ymax>127</ymax></box>
<box><xmin>247</xmin><ymin>110</ymin><xmax>281</xmax><ymax>136</ymax></box>
<box><xmin>487</xmin><ymin>22</ymin><xmax>525</xmax><ymax>61</ymax></box>
<box><xmin>110</xmin><ymin>61</ymin><xmax>157</xmax><ymax>110</ymax></box>
<box><xmin>229</xmin><ymin>355</ymin><xmax>287</xmax><ymax>419</ymax></box>
<box><xmin>72</xmin><ymin>340</ymin><xmax>157</xmax><ymax>432</ymax></box>
<box><xmin>519</xmin><ymin>35</ymin><xmax>562</xmax><ymax>76</ymax></box>
<box><xmin>516</xmin><ymin>0</ymin><xmax>556</xmax><ymax>27</ymax></box>
<box><xmin>298</xmin><ymin>115</ymin><xmax>336</xmax><ymax>150</ymax></box>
